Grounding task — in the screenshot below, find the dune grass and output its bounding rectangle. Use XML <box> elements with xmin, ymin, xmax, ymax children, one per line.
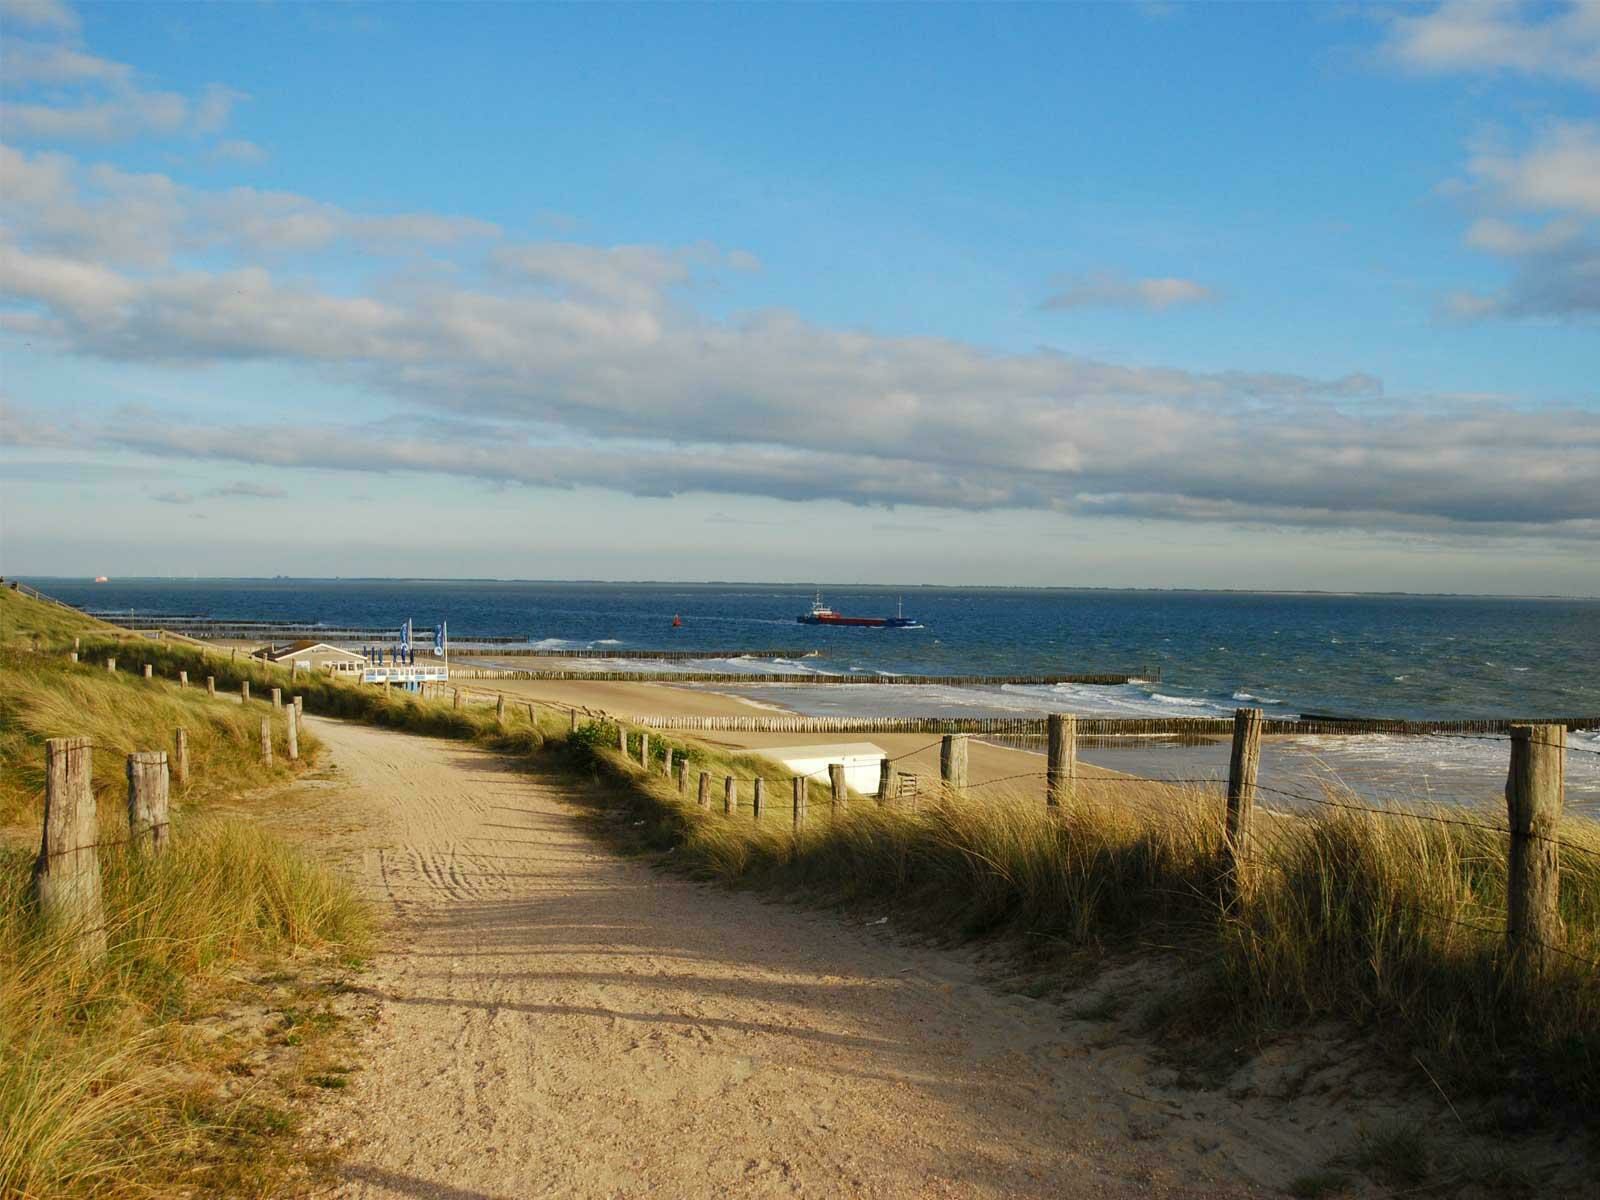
<box><xmin>0</xmin><ymin>588</ymin><xmax>371</xmax><ymax>1196</ymax></box>
<box><xmin>575</xmin><ymin>731</ymin><xmax>1600</xmax><ymax>1116</ymax></box>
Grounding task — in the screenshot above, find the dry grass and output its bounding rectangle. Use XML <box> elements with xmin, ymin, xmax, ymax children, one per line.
<box><xmin>0</xmin><ymin>588</ymin><xmax>371</xmax><ymax>1197</ymax></box>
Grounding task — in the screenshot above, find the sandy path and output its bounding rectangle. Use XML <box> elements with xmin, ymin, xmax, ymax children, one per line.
<box><xmin>308</xmin><ymin>715</ymin><xmax>1283</xmax><ymax>1199</ymax></box>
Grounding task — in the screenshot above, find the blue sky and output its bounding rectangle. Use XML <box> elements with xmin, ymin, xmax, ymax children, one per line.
<box><xmin>2</xmin><ymin>0</ymin><xmax>1597</xmax><ymax>592</ymax></box>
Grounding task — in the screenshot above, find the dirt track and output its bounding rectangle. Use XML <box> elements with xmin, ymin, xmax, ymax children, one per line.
<box><xmin>306</xmin><ymin>716</ymin><xmax>1292</xmax><ymax>1199</ymax></box>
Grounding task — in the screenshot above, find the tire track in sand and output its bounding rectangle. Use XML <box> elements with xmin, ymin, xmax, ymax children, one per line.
<box><xmin>308</xmin><ymin>715</ymin><xmax>1278</xmax><ymax>1199</ymax></box>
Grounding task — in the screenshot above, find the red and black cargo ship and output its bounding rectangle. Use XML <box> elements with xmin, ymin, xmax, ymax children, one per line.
<box><xmin>796</xmin><ymin>594</ymin><xmax>917</xmax><ymax>628</ymax></box>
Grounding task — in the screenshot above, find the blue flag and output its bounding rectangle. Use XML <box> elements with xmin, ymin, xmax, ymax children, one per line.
<box><xmin>434</xmin><ymin>622</ymin><xmax>445</xmax><ymax>657</ymax></box>
<box><xmin>400</xmin><ymin>620</ymin><xmax>412</xmax><ymax>653</ymax></box>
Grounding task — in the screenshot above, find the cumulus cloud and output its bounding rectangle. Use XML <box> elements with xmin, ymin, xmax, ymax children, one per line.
<box><xmin>0</xmin><ymin>128</ymin><xmax>1592</xmax><ymax>541</ymax></box>
<box><xmin>1383</xmin><ymin>0</ymin><xmax>1600</xmax><ymax>88</ymax></box>
<box><xmin>1040</xmin><ymin>272</ymin><xmax>1217</xmax><ymax>312</ymax></box>
<box><xmin>1448</xmin><ymin>123</ymin><xmax>1600</xmax><ymax>319</ymax></box>
<box><xmin>0</xmin><ymin>5</ymin><xmax>242</xmax><ymax>142</ymax></box>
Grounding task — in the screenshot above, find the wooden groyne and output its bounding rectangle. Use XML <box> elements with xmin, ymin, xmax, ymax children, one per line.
<box><xmin>456</xmin><ymin>647</ymin><xmax>823</xmax><ymax>660</ymax></box>
<box><xmin>626</xmin><ymin>714</ymin><xmax>1600</xmax><ymax>736</ymax></box>
<box><xmin>447</xmin><ymin>670</ymin><xmax>1142</xmax><ymax>686</ymax></box>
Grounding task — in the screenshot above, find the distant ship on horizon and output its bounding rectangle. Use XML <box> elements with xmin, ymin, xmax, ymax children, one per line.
<box><xmin>796</xmin><ymin>594</ymin><xmax>917</xmax><ymax>628</ymax></box>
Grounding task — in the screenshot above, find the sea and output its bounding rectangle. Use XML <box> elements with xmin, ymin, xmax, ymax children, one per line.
<box><xmin>21</xmin><ymin>578</ymin><xmax>1600</xmax><ymax>813</ymax></box>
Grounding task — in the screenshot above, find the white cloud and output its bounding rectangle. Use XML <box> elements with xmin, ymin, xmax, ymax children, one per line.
<box><xmin>0</xmin><ymin>0</ymin><xmax>79</xmax><ymax>33</ymax></box>
<box><xmin>211</xmin><ymin>139</ymin><xmax>268</xmax><ymax>165</ymax></box>
<box><xmin>1040</xmin><ymin>271</ymin><xmax>1218</xmax><ymax>312</ymax></box>
<box><xmin>1384</xmin><ymin>0</ymin><xmax>1600</xmax><ymax>88</ymax></box>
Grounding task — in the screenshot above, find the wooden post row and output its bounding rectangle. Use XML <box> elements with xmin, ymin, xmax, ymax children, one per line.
<box><xmin>35</xmin><ymin>737</ymin><xmax>106</xmax><ymax>959</ymax></box>
<box><xmin>1506</xmin><ymin>723</ymin><xmax>1565</xmax><ymax>980</ymax></box>
<box><xmin>1224</xmin><ymin>708</ymin><xmax>1262</xmax><ymax>900</ymax></box>
<box><xmin>1047</xmin><ymin>713</ymin><xmax>1076</xmax><ymax>806</ymax></box>
<box><xmin>126</xmin><ymin>751</ymin><xmax>170</xmax><ymax>854</ymax></box>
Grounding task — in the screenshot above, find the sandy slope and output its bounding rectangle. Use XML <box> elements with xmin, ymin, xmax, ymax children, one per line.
<box><xmin>306</xmin><ymin>715</ymin><xmax>1284</xmax><ymax>1199</ymax></box>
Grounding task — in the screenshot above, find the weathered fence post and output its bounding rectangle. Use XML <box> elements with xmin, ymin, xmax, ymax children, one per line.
<box><xmin>173</xmin><ymin>727</ymin><xmax>189</xmax><ymax>787</ymax></box>
<box><xmin>1047</xmin><ymin>713</ymin><xmax>1077</xmax><ymax>806</ymax></box>
<box><xmin>569</xmin><ymin>708</ymin><xmax>579</xmax><ymax>733</ymax></box>
<box><xmin>940</xmin><ymin>734</ymin><xmax>969</xmax><ymax>792</ymax></box>
<box><xmin>639</xmin><ymin>732</ymin><xmax>650</xmax><ymax>768</ymax></box>
<box><xmin>206</xmin><ymin>675</ymin><xmax>216</xmax><ymax>698</ymax></box>
<box><xmin>69</xmin><ymin>650</ymin><xmax>78</xmax><ymax>663</ymax></box>
<box><xmin>877</xmin><ymin>757</ymin><xmax>892</xmax><ymax>801</ymax></box>
<box><xmin>525</xmin><ymin>702</ymin><xmax>536</xmax><ymax>725</ymax></box>
<box><xmin>753</xmin><ymin>777</ymin><xmax>765</xmax><ymax>821</ymax></box>
<box><xmin>1506</xmin><ymin>724</ymin><xmax>1565</xmax><ymax>980</ymax></box>
<box><xmin>664</xmin><ymin>747</ymin><xmax>674</xmax><ymax>778</ymax></box>
<box><xmin>106</xmin><ymin>657</ymin><xmax>116</xmax><ymax>672</ymax></box>
<box><xmin>496</xmin><ymin>694</ymin><xmax>506</xmax><ymax>727</ymax></box>
<box><xmin>241</xmin><ymin>680</ymin><xmax>250</xmax><ymax>703</ymax></box>
<box><xmin>178</xmin><ymin>669</ymin><xmax>188</xmax><ymax>688</ymax></box>
<box><xmin>294</xmin><ymin>695</ymin><xmax>303</xmax><ymax>718</ymax></box>
<box><xmin>286</xmin><ymin>704</ymin><xmax>299</xmax><ymax>761</ymax></box>
<box><xmin>1224</xmin><ymin>707</ymin><xmax>1263</xmax><ymax>899</ymax></box>
<box><xmin>271</xmin><ymin>687</ymin><xmax>282</xmax><ymax>710</ymax></box>
<box><xmin>452</xmin><ymin>689</ymin><xmax>461</xmax><ymax>711</ymax></box>
<box><xmin>829</xmin><ymin>763</ymin><xmax>848</xmax><ymax>811</ymax></box>
<box><xmin>126</xmin><ymin>751</ymin><xmax>170</xmax><ymax>854</ymax></box>
<box><xmin>617</xmin><ymin>724</ymin><xmax>628</xmax><ymax>755</ymax></box>
<box><xmin>725</xmin><ymin>776</ymin><xmax>737</xmax><ymax>815</ymax></box>
<box><xmin>35</xmin><ymin>737</ymin><xmax>105</xmax><ymax>958</ymax></box>
<box><xmin>678</xmin><ymin>761</ymin><xmax>688</xmax><ymax>795</ymax></box>
<box><xmin>142</xmin><ymin>663</ymin><xmax>153</xmax><ymax>680</ymax></box>
<box><xmin>792</xmin><ymin>777</ymin><xmax>807</xmax><ymax>829</ymax></box>
<box><xmin>73</xmin><ymin>636</ymin><xmax>80</xmax><ymax>652</ymax></box>
<box><xmin>260</xmin><ymin>716</ymin><xmax>273</xmax><ymax>765</ymax></box>
<box><xmin>698</xmin><ymin>771</ymin><xmax>711</xmax><ymax>809</ymax></box>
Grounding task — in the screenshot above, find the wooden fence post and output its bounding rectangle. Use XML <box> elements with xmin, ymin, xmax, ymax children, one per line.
<box><xmin>73</xmin><ymin>636</ymin><xmax>80</xmax><ymax>652</ymax></box>
<box><xmin>753</xmin><ymin>777</ymin><xmax>765</xmax><ymax>821</ymax></box>
<box><xmin>496</xmin><ymin>694</ymin><xmax>506</xmax><ymax>727</ymax></box>
<box><xmin>69</xmin><ymin>651</ymin><xmax>78</xmax><ymax>663</ymax></box>
<box><xmin>829</xmin><ymin>763</ymin><xmax>847</xmax><ymax>811</ymax></box>
<box><xmin>286</xmin><ymin>705</ymin><xmax>299</xmax><ymax>761</ymax></box>
<box><xmin>940</xmin><ymin>734</ymin><xmax>968</xmax><ymax>792</ymax></box>
<box><xmin>452</xmin><ymin>689</ymin><xmax>461</xmax><ymax>711</ymax></box>
<box><xmin>877</xmin><ymin>757</ymin><xmax>892</xmax><ymax>801</ymax></box>
<box><xmin>1506</xmin><ymin>724</ymin><xmax>1565</xmax><ymax>980</ymax></box>
<box><xmin>35</xmin><ymin>737</ymin><xmax>105</xmax><ymax>958</ymax></box>
<box><xmin>525</xmin><ymin>702</ymin><xmax>536</xmax><ymax>726</ymax></box>
<box><xmin>206</xmin><ymin>675</ymin><xmax>216</xmax><ymax>698</ymax></box>
<box><xmin>178</xmin><ymin>669</ymin><xmax>188</xmax><ymax>688</ymax></box>
<box><xmin>640</xmin><ymin>732</ymin><xmax>650</xmax><ymax>768</ymax></box>
<box><xmin>725</xmin><ymin>776</ymin><xmax>737</xmax><ymax>815</ymax></box>
<box><xmin>569</xmin><ymin>708</ymin><xmax>579</xmax><ymax>733</ymax></box>
<box><xmin>617</xmin><ymin>724</ymin><xmax>629</xmax><ymax>755</ymax></box>
<box><xmin>1047</xmin><ymin>713</ymin><xmax>1076</xmax><ymax>807</ymax></box>
<box><xmin>173</xmin><ymin>727</ymin><xmax>189</xmax><ymax>787</ymax></box>
<box><xmin>664</xmin><ymin>747</ymin><xmax>674</xmax><ymax>778</ymax></box>
<box><xmin>271</xmin><ymin>687</ymin><xmax>282</xmax><ymax>710</ymax></box>
<box><xmin>106</xmin><ymin>657</ymin><xmax>116</xmax><ymax>672</ymax></box>
<box><xmin>260</xmin><ymin>716</ymin><xmax>273</xmax><ymax>765</ymax></box>
<box><xmin>142</xmin><ymin>663</ymin><xmax>153</xmax><ymax>680</ymax></box>
<box><xmin>241</xmin><ymin>680</ymin><xmax>250</xmax><ymax>703</ymax></box>
<box><xmin>792</xmin><ymin>777</ymin><xmax>807</xmax><ymax>829</ymax></box>
<box><xmin>678</xmin><ymin>761</ymin><xmax>688</xmax><ymax>795</ymax></box>
<box><xmin>126</xmin><ymin>751</ymin><xmax>170</xmax><ymax>854</ymax></box>
<box><xmin>294</xmin><ymin>695</ymin><xmax>303</xmax><ymax>718</ymax></box>
<box><xmin>1224</xmin><ymin>707</ymin><xmax>1263</xmax><ymax>898</ymax></box>
<box><xmin>698</xmin><ymin>771</ymin><xmax>711</xmax><ymax>809</ymax></box>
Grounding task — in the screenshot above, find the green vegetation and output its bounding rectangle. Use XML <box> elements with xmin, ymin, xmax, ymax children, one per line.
<box><xmin>0</xmin><ymin>589</ymin><xmax>371</xmax><ymax>1197</ymax></box>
